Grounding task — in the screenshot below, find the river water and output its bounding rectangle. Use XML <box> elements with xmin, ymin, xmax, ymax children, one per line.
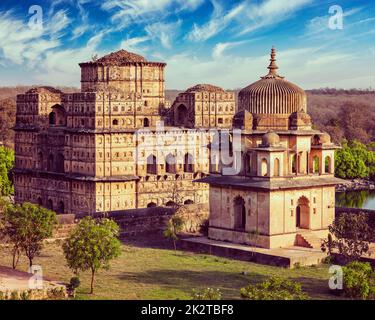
<box><xmin>335</xmin><ymin>190</ymin><xmax>375</xmax><ymax>210</ymax></box>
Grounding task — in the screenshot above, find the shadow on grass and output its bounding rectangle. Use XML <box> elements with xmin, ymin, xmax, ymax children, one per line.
<box><xmin>117</xmin><ymin>269</ymin><xmax>267</xmax><ymax>299</ymax></box>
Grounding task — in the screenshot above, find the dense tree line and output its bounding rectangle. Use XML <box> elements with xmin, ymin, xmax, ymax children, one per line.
<box><xmin>335</xmin><ymin>141</ymin><xmax>375</xmax><ymax>180</ymax></box>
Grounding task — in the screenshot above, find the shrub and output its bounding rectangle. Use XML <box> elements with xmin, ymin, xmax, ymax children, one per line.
<box><xmin>240</xmin><ymin>276</ymin><xmax>309</xmax><ymax>300</ymax></box>
<box><xmin>322</xmin><ymin>212</ymin><xmax>373</xmax><ymax>264</ymax></box>
<box><xmin>192</xmin><ymin>288</ymin><xmax>222</xmax><ymax>300</ymax></box>
<box><xmin>70</xmin><ymin>277</ymin><xmax>81</xmax><ymax>290</ymax></box>
<box><xmin>342</xmin><ymin>261</ymin><xmax>375</xmax><ymax>300</ymax></box>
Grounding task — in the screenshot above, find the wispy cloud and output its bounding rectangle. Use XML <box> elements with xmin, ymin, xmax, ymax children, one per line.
<box><xmin>0</xmin><ymin>9</ymin><xmax>70</xmax><ymax>66</ymax></box>
<box><xmin>145</xmin><ymin>20</ymin><xmax>182</xmax><ymax>49</ymax></box>
<box><xmin>212</xmin><ymin>40</ymin><xmax>247</xmax><ymax>59</ymax></box>
<box><xmin>187</xmin><ymin>0</ymin><xmax>245</xmax><ymax>41</ymax></box>
<box><xmin>239</xmin><ymin>0</ymin><xmax>312</xmax><ymax>35</ymax></box>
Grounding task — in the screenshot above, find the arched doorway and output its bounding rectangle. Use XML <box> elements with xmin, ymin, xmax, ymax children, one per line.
<box><xmin>147</xmin><ymin>202</ymin><xmax>157</xmax><ymax>208</ymax></box>
<box><xmin>49</xmin><ymin>112</ymin><xmax>56</xmax><ymax>125</ymax></box>
<box><xmin>184</xmin><ymin>153</ymin><xmax>194</xmax><ymax>173</ymax></box>
<box><xmin>296</xmin><ymin>196</ymin><xmax>310</xmax><ymax>229</ymax></box>
<box><xmin>165</xmin><ymin>154</ymin><xmax>176</xmax><ymax>174</ymax></box>
<box><xmin>57</xmin><ymin>201</ymin><xmax>64</xmax><ymax>214</ymax></box>
<box><xmin>143</xmin><ymin>118</ymin><xmax>150</xmax><ymax>127</ymax></box>
<box><xmin>184</xmin><ymin>199</ymin><xmax>194</xmax><ymax>205</ymax></box>
<box><xmin>233</xmin><ymin>196</ymin><xmax>246</xmax><ymax>230</ymax></box>
<box><xmin>37</xmin><ymin>197</ymin><xmax>43</xmax><ymax>206</ymax></box>
<box><xmin>146</xmin><ymin>154</ymin><xmax>157</xmax><ymax>175</ymax></box>
<box><xmin>47</xmin><ymin>199</ymin><xmax>53</xmax><ymax>211</ymax></box>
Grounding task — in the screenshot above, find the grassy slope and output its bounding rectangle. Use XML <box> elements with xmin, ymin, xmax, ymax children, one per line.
<box><xmin>0</xmin><ymin>234</ymin><xmax>341</xmax><ymax>300</ymax></box>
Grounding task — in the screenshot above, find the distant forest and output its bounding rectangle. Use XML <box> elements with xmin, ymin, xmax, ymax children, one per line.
<box><xmin>1</xmin><ymin>87</ymin><xmax>374</xmax><ymax>148</ymax></box>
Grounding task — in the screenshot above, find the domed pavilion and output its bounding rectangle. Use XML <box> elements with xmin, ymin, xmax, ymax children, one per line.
<box><xmin>198</xmin><ymin>48</ymin><xmax>343</xmax><ymax>250</ymax></box>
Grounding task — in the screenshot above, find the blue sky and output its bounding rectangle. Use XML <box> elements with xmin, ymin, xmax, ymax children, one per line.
<box><xmin>0</xmin><ymin>0</ymin><xmax>374</xmax><ymax>89</ymax></box>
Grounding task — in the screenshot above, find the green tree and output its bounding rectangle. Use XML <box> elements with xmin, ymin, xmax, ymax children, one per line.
<box><xmin>0</xmin><ymin>146</ymin><xmax>14</xmax><ymax>196</ymax></box>
<box><xmin>335</xmin><ymin>141</ymin><xmax>372</xmax><ymax>179</ymax></box>
<box><xmin>63</xmin><ymin>217</ymin><xmax>122</xmax><ymax>294</ymax></box>
<box><xmin>240</xmin><ymin>277</ymin><xmax>309</xmax><ymax>300</ymax></box>
<box><xmin>322</xmin><ymin>212</ymin><xmax>374</xmax><ymax>264</ymax></box>
<box><xmin>163</xmin><ymin>215</ymin><xmax>184</xmax><ymax>251</ymax></box>
<box><xmin>342</xmin><ymin>261</ymin><xmax>375</xmax><ymax>300</ymax></box>
<box><xmin>3</xmin><ymin>202</ymin><xmax>57</xmax><ymax>267</ymax></box>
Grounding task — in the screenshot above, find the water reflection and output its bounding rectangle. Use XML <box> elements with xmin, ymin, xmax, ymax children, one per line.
<box><xmin>335</xmin><ymin>190</ymin><xmax>375</xmax><ymax>210</ymax></box>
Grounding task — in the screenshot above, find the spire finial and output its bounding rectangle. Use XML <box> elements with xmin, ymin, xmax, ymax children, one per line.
<box><xmin>261</xmin><ymin>47</ymin><xmax>284</xmax><ymax>79</ymax></box>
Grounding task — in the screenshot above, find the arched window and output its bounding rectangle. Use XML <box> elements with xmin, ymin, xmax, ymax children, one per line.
<box><xmin>291</xmin><ymin>154</ymin><xmax>297</xmax><ymax>174</ymax></box>
<box><xmin>57</xmin><ymin>201</ymin><xmax>64</xmax><ymax>214</ymax></box>
<box><xmin>47</xmin><ymin>154</ymin><xmax>54</xmax><ymax>171</ymax></box>
<box><xmin>143</xmin><ymin>118</ymin><xmax>150</xmax><ymax>127</ymax></box>
<box><xmin>313</xmin><ymin>156</ymin><xmax>320</xmax><ymax>174</ymax></box>
<box><xmin>112</xmin><ymin>119</ymin><xmax>118</xmax><ymax>125</ymax></box>
<box><xmin>56</xmin><ymin>153</ymin><xmax>64</xmax><ymax>173</ymax></box>
<box><xmin>49</xmin><ymin>112</ymin><xmax>56</xmax><ymax>125</ymax></box>
<box><xmin>184</xmin><ymin>199</ymin><xmax>194</xmax><ymax>205</ymax></box>
<box><xmin>52</xmin><ymin>105</ymin><xmax>67</xmax><ymax>126</ymax></box>
<box><xmin>165</xmin><ymin>154</ymin><xmax>176</xmax><ymax>174</ymax></box>
<box><xmin>47</xmin><ymin>199</ymin><xmax>53</xmax><ymax>210</ymax></box>
<box><xmin>184</xmin><ymin>153</ymin><xmax>194</xmax><ymax>173</ymax></box>
<box><xmin>245</xmin><ymin>153</ymin><xmax>252</xmax><ymax>175</ymax></box>
<box><xmin>176</xmin><ymin>104</ymin><xmax>188</xmax><ymax>126</ymax></box>
<box><xmin>261</xmin><ymin>158</ymin><xmax>268</xmax><ymax>177</ymax></box>
<box><xmin>37</xmin><ymin>152</ymin><xmax>43</xmax><ymax>169</ymax></box>
<box><xmin>146</xmin><ymin>154</ymin><xmax>157</xmax><ymax>175</ymax></box>
<box><xmin>274</xmin><ymin>158</ymin><xmax>280</xmax><ymax>177</ymax></box>
<box><xmin>233</xmin><ymin>196</ymin><xmax>246</xmax><ymax>230</ymax></box>
<box><xmin>325</xmin><ymin>156</ymin><xmax>332</xmax><ymax>173</ymax></box>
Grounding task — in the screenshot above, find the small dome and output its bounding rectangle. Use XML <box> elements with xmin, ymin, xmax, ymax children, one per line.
<box><xmin>186</xmin><ymin>84</ymin><xmax>225</xmax><ymax>93</ymax></box>
<box><xmin>312</xmin><ymin>133</ymin><xmax>331</xmax><ymax>145</ymax></box>
<box><xmin>261</xmin><ymin>132</ymin><xmax>280</xmax><ymax>147</ymax></box>
<box><xmin>320</xmin><ymin>133</ymin><xmax>331</xmax><ymax>144</ymax></box>
<box><xmin>239</xmin><ymin>48</ymin><xmax>307</xmax><ymax>115</ymax></box>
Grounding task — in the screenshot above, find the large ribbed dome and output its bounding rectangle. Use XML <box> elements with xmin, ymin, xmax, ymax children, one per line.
<box><xmin>239</xmin><ymin>48</ymin><xmax>306</xmax><ymax>115</ymax></box>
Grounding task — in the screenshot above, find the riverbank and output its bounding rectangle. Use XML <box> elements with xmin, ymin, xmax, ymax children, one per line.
<box><xmin>336</xmin><ymin>179</ymin><xmax>375</xmax><ymax>192</ymax></box>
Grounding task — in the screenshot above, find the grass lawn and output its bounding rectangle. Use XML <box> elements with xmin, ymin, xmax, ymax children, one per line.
<box><xmin>0</xmin><ymin>234</ymin><xmax>342</xmax><ymax>300</ymax></box>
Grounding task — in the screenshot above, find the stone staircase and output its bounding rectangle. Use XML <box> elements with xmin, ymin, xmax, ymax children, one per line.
<box><xmin>296</xmin><ymin>232</ymin><xmax>323</xmax><ymax>249</ymax></box>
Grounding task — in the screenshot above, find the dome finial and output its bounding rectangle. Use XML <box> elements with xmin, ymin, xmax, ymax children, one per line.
<box><xmin>262</xmin><ymin>47</ymin><xmax>284</xmax><ymax>79</ymax></box>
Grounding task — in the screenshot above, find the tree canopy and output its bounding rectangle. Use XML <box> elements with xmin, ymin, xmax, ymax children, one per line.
<box><xmin>335</xmin><ymin>141</ymin><xmax>375</xmax><ymax>180</ymax></box>
<box><xmin>63</xmin><ymin>217</ymin><xmax>122</xmax><ymax>294</ymax></box>
<box><xmin>0</xmin><ymin>146</ymin><xmax>14</xmax><ymax>196</ymax></box>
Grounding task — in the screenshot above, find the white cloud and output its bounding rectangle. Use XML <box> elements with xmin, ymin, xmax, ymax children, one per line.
<box><xmin>145</xmin><ymin>20</ymin><xmax>182</xmax><ymax>49</ymax></box>
<box><xmin>239</xmin><ymin>0</ymin><xmax>312</xmax><ymax>35</ymax></box>
<box><xmin>212</xmin><ymin>40</ymin><xmax>247</xmax><ymax>59</ymax></box>
<box><xmin>119</xmin><ymin>36</ymin><xmax>151</xmax><ymax>54</ymax></box>
<box><xmin>164</xmin><ymin>46</ymin><xmax>365</xmax><ymax>90</ymax></box>
<box><xmin>0</xmin><ymin>10</ymin><xmax>68</xmax><ymax>65</ymax></box>
<box><xmin>101</xmin><ymin>0</ymin><xmax>203</xmax><ymax>28</ymax></box>
<box><xmin>187</xmin><ymin>0</ymin><xmax>245</xmax><ymax>41</ymax></box>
